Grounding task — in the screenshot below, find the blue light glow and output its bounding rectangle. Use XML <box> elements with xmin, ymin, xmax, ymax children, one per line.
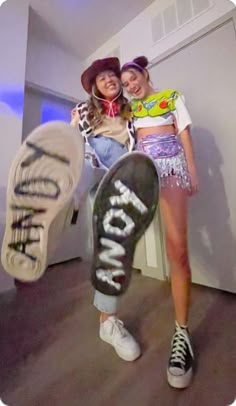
<box><xmin>0</xmin><ymin>85</ymin><xmax>24</xmax><ymax>117</ymax></box>
<box><xmin>41</xmin><ymin>101</ymin><xmax>72</xmax><ymax>124</ymax></box>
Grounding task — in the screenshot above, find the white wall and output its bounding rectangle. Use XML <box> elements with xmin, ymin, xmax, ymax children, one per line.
<box><xmin>85</xmin><ymin>0</ymin><xmax>235</xmax><ymax>65</ymax></box>
<box><xmin>0</xmin><ymin>2</ymin><xmax>85</xmax><ymax>292</ymax></box>
<box><xmin>26</xmin><ymin>35</ymin><xmax>86</xmax><ymax>101</ymax></box>
<box><xmin>0</xmin><ymin>0</ymin><xmax>30</xmax><ymax>291</ymax></box>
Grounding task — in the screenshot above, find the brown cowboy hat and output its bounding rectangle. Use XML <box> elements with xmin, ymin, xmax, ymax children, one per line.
<box><xmin>81</xmin><ymin>57</ymin><xmax>120</xmax><ymax>94</ymax></box>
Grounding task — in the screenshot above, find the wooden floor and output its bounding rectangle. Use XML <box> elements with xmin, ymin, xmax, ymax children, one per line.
<box><xmin>0</xmin><ymin>259</ymin><xmax>235</xmax><ymax>406</ymax></box>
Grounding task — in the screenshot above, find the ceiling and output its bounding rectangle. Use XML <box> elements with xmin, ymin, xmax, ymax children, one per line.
<box><xmin>29</xmin><ymin>0</ymin><xmax>156</xmax><ymax>60</ymax></box>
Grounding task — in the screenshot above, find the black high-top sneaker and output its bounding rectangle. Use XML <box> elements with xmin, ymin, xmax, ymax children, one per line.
<box><xmin>167</xmin><ymin>321</ymin><xmax>194</xmax><ymax>389</ymax></box>
<box><xmin>91</xmin><ymin>151</ymin><xmax>159</xmax><ymax>296</ymax></box>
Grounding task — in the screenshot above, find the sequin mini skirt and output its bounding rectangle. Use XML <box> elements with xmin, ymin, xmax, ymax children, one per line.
<box><xmin>136</xmin><ymin>134</ymin><xmax>190</xmax><ymax>190</ymax></box>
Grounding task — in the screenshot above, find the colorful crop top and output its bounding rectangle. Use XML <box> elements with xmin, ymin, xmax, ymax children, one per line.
<box><xmin>131</xmin><ymin>89</ymin><xmax>192</xmax><ymax>133</ymax></box>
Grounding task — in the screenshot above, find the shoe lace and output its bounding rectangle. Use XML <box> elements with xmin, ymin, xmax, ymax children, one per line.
<box><xmin>170</xmin><ymin>325</ymin><xmax>194</xmax><ymax>367</ymax></box>
<box><xmin>112</xmin><ymin>318</ymin><xmax>128</xmax><ymax>338</ymax></box>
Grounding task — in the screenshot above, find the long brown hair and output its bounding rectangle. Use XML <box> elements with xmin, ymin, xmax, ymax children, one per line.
<box><xmin>87</xmin><ymin>84</ymin><xmax>132</xmax><ymax>129</ymax></box>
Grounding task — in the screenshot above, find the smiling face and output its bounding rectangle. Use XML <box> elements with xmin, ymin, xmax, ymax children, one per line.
<box><xmin>121</xmin><ymin>68</ymin><xmax>151</xmax><ymax>100</ymax></box>
<box><xmin>95</xmin><ymin>69</ymin><xmax>121</xmax><ymax>100</ymax></box>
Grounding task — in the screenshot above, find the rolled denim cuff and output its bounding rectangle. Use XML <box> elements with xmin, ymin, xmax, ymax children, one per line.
<box><xmin>93</xmin><ymin>290</ymin><xmax>119</xmax><ymax>314</ymax></box>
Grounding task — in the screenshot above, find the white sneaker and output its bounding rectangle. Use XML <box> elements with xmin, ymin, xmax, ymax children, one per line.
<box><xmin>0</xmin><ymin>399</ymin><xmax>8</xmax><ymax>405</ymax></box>
<box><xmin>1</xmin><ymin>122</ymin><xmax>84</xmax><ymax>282</ymax></box>
<box><xmin>99</xmin><ymin>316</ymin><xmax>141</xmax><ymax>361</ymax></box>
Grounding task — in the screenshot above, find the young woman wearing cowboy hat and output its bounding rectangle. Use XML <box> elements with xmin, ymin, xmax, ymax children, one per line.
<box><xmin>72</xmin><ymin>57</ymin><xmax>159</xmax><ymax>362</ymax></box>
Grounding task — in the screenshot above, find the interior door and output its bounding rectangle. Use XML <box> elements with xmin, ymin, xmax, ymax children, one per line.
<box><xmin>22</xmin><ymin>86</ymin><xmax>83</xmax><ymax>264</ymax></box>
<box><xmin>149</xmin><ymin>12</ymin><xmax>236</xmax><ymax>292</ymax></box>
<box><xmin>22</xmin><ymin>86</ymin><xmax>74</xmax><ymax>140</ymax></box>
